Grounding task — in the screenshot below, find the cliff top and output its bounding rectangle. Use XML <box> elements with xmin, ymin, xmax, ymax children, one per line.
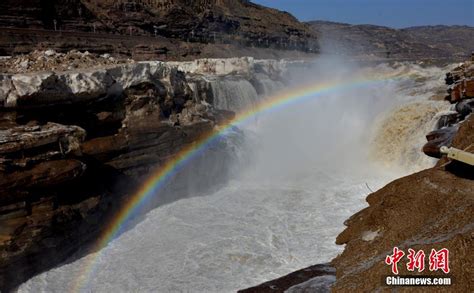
<box><xmin>0</xmin><ymin>0</ymin><xmax>317</xmax><ymax>53</ymax></box>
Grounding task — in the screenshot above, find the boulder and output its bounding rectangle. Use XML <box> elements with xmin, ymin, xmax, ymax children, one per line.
<box><xmin>422</xmin><ymin>126</ymin><xmax>458</xmax><ymax>158</ymax></box>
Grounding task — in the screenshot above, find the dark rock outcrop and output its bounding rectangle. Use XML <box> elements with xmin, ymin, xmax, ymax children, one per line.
<box><xmin>0</xmin><ymin>60</ymin><xmax>236</xmax><ymax>291</ymax></box>
<box><xmin>422</xmin><ymin>126</ymin><xmax>458</xmax><ymax>158</ymax></box>
<box><xmin>239</xmin><ymin>264</ymin><xmax>335</xmax><ymax>293</ymax></box>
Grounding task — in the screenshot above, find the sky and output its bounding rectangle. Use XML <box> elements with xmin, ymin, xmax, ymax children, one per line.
<box><xmin>252</xmin><ymin>0</ymin><xmax>474</xmax><ymax>28</ymax></box>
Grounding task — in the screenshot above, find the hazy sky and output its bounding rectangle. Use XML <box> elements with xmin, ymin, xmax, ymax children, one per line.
<box><xmin>252</xmin><ymin>0</ymin><xmax>474</xmax><ymax>28</ymax></box>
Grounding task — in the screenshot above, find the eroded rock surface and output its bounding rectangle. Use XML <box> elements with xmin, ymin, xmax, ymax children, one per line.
<box><xmin>0</xmin><ymin>59</ymin><xmax>240</xmax><ymax>291</ymax></box>
<box><xmin>332</xmin><ymin>115</ymin><xmax>473</xmax><ymax>293</ymax></box>
<box><xmin>0</xmin><ymin>0</ymin><xmax>318</xmax><ymax>60</ymax></box>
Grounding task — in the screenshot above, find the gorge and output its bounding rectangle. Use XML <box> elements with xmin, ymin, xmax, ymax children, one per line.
<box><xmin>1</xmin><ymin>54</ymin><xmax>461</xmax><ymax>292</ymax></box>
<box><xmin>0</xmin><ymin>1</ymin><xmax>473</xmax><ymax>292</ymax></box>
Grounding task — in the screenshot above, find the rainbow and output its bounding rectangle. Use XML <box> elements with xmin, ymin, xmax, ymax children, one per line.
<box><xmin>71</xmin><ymin>71</ymin><xmax>406</xmax><ymax>292</ymax></box>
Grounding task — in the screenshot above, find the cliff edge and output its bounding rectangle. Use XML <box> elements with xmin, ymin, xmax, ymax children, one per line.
<box><xmin>0</xmin><ymin>0</ymin><xmax>318</xmax><ymax>60</ymax></box>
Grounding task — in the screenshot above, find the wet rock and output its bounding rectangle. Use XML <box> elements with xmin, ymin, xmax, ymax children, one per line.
<box><xmin>239</xmin><ymin>264</ymin><xmax>335</xmax><ymax>293</ymax></box>
<box><xmin>422</xmin><ymin>126</ymin><xmax>458</xmax><ymax>158</ymax></box>
<box><xmin>423</xmin><ymin>60</ymin><xmax>474</xmax><ymax>158</ymax></box>
<box><xmin>436</xmin><ymin>111</ymin><xmax>459</xmax><ymax>129</ymax></box>
<box><xmin>445</xmin><ymin>60</ymin><xmax>474</xmax><ymax>103</ymax></box>
<box><xmin>285</xmin><ymin>275</ymin><xmax>336</xmax><ymax>293</ymax></box>
<box><xmin>455</xmin><ymin>98</ymin><xmax>473</xmax><ymax>118</ymax></box>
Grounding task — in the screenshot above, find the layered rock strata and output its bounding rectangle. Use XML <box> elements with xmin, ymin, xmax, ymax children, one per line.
<box><xmin>0</xmin><ymin>0</ymin><xmax>318</xmax><ymax>59</ymax></box>
<box><xmin>0</xmin><ymin>60</ymin><xmax>246</xmax><ymax>291</ymax></box>
<box><xmin>0</xmin><ymin>55</ymin><xmax>293</xmax><ymax>291</ymax></box>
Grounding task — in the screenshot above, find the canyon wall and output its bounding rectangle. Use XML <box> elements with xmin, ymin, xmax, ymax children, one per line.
<box><xmin>0</xmin><ymin>0</ymin><xmax>318</xmax><ymax>59</ymax></box>
<box><xmin>0</xmin><ymin>56</ymin><xmax>289</xmax><ymax>291</ymax></box>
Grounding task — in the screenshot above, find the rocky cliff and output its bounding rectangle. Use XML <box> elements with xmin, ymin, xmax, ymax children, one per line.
<box><xmin>309</xmin><ymin>21</ymin><xmax>474</xmax><ymax>62</ymax></box>
<box><xmin>0</xmin><ymin>54</ymin><xmax>292</xmax><ymax>291</ymax></box>
<box><xmin>0</xmin><ymin>0</ymin><xmax>318</xmax><ymax>60</ymax></box>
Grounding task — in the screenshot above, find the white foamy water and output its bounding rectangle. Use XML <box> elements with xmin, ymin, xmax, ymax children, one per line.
<box><xmin>19</xmin><ymin>62</ymin><xmax>450</xmax><ymax>293</ymax></box>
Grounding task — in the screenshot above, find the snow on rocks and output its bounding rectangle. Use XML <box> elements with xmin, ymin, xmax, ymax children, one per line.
<box><xmin>0</xmin><ymin>50</ymin><xmax>132</xmax><ymax>74</ymax></box>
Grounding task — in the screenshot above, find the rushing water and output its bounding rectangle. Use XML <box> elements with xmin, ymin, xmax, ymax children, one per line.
<box><xmin>19</xmin><ymin>62</ymin><xmax>450</xmax><ymax>293</ymax></box>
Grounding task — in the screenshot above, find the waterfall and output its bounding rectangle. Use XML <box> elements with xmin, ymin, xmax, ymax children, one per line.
<box><xmin>19</xmin><ymin>61</ymin><xmax>454</xmax><ymax>293</ymax></box>
<box><xmin>371</xmin><ymin>100</ymin><xmax>450</xmax><ymax>172</ymax></box>
<box><xmin>251</xmin><ymin>73</ymin><xmax>285</xmax><ymax>97</ymax></box>
<box><xmin>209</xmin><ymin>77</ymin><xmax>259</xmax><ymax>112</ymax></box>
<box><xmin>369</xmin><ymin>63</ymin><xmax>451</xmax><ymax>172</ymax></box>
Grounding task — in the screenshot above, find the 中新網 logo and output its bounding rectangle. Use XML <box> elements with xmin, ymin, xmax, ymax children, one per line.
<box><xmin>385</xmin><ymin>247</ymin><xmax>450</xmax><ymax>275</ymax></box>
